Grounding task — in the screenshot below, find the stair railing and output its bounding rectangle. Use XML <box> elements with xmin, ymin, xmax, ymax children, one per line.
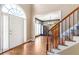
<box><xmin>46</xmin><ymin>7</ymin><xmax>79</xmax><ymax>54</ymax></box>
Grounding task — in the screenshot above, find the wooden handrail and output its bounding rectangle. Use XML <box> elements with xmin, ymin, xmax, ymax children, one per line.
<box><xmin>49</xmin><ymin>7</ymin><xmax>79</xmax><ymax>31</ymax></box>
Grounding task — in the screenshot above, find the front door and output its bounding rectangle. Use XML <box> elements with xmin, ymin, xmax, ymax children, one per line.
<box><xmin>9</xmin><ymin>15</ymin><xmax>24</xmax><ymax>48</ymax></box>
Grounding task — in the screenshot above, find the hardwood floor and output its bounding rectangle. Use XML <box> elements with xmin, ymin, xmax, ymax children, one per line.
<box><xmin>1</xmin><ymin>36</ymin><xmax>48</xmax><ymax>55</ymax></box>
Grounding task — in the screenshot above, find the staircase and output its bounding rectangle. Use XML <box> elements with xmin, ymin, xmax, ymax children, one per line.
<box><xmin>46</xmin><ymin>7</ymin><xmax>79</xmax><ymax>55</ymax></box>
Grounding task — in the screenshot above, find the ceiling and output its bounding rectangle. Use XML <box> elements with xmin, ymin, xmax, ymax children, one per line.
<box><xmin>35</xmin><ymin>10</ymin><xmax>61</xmax><ymax>21</ymax></box>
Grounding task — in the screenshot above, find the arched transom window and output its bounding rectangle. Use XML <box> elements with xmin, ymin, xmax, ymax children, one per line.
<box><xmin>2</xmin><ymin>4</ymin><xmax>26</xmax><ymax>18</ymax></box>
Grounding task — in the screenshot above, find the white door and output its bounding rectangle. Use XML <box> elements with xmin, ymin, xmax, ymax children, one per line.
<box><xmin>9</xmin><ymin>15</ymin><xmax>24</xmax><ymax>48</ymax></box>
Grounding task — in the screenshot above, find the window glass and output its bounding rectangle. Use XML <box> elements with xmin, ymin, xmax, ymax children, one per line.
<box><xmin>35</xmin><ymin>20</ymin><xmax>43</xmax><ymax>36</ymax></box>
<box><xmin>2</xmin><ymin>4</ymin><xmax>26</xmax><ymax>18</ymax></box>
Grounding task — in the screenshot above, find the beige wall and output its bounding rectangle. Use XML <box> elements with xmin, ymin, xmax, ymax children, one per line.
<box><xmin>19</xmin><ymin>4</ymin><xmax>32</xmax><ymax>40</ymax></box>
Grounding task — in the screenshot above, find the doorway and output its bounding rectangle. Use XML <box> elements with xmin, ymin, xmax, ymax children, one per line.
<box><xmin>0</xmin><ymin>12</ymin><xmax>26</xmax><ymax>53</ymax></box>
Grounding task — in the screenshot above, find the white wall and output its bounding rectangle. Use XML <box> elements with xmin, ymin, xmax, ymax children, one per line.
<box><xmin>19</xmin><ymin>4</ymin><xmax>33</xmax><ymax>40</ymax></box>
